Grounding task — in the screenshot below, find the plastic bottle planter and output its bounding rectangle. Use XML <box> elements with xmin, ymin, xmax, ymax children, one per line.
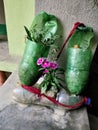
<box><xmin>18</xmin><ymin>40</ymin><xmax>50</xmax><ymax>86</ymax></box>
<box><xmin>65</xmin><ymin>47</ymin><xmax>92</xmax><ymax>94</ymax></box>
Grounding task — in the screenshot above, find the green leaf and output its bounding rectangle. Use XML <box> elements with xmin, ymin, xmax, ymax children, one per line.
<box><xmin>55</xmin><ymin>76</ymin><xmax>65</xmax><ymax>82</ymax></box>
<box><xmin>56</xmin><ymin>68</ymin><xmax>65</xmax><ymax>72</ymax></box>
<box><xmin>38</xmin><ymin>68</ymin><xmax>45</xmax><ymax>71</ymax></box>
<box><xmin>41</xmin><ymin>84</ymin><xmax>47</xmax><ymax>93</ymax></box>
<box><xmin>56</xmin><ymin>72</ymin><xmax>64</xmax><ymax>75</ymax></box>
<box><xmin>24</xmin><ymin>26</ymin><xmax>32</xmax><ymax>41</ymax></box>
<box><xmin>53</xmin><ymin>77</ymin><xmax>59</xmax><ymax>85</ymax></box>
<box><xmin>58</xmin><ymin>82</ymin><xmax>65</xmax><ymax>89</ymax></box>
<box><xmin>51</xmin><ymin>82</ymin><xmax>56</xmax><ymax>86</ymax></box>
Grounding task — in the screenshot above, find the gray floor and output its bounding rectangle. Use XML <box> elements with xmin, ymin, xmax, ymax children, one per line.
<box><xmin>0</xmin><ymin>71</ymin><xmax>90</xmax><ymax>130</ymax></box>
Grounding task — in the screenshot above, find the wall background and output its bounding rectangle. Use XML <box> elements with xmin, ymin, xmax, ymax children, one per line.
<box><xmin>0</xmin><ymin>0</ymin><xmax>5</xmax><ymax>24</ymax></box>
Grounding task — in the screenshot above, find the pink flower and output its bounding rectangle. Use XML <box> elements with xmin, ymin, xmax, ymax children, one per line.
<box><xmin>41</xmin><ymin>59</ymin><xmax>50</xmax><ymax>68</ymax></box>
<box><xmin>37</xmin><ymin>58</ymin><xmax>44</xmax><ymax>65</ymax></box>
<box><xmin>50</xmin><ymin>62</ymin><xmax>58</xmax><ymax>69</ymax></box>
<box><xmin>43</xmin><ymin>69</ymin><xmax>49</xmax><ymax>74</ymax></box>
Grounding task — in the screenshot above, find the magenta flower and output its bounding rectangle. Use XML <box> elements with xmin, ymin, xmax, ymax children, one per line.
<box><xmin>41</xmin><ymin>59</ymin><xmax>50</xmax><ymax>68</ymax></box>
<box><xmin>43</xmin><ymin>69</ymin><xmax>49</xmax><ymax>74</ymax></box>
<box><xmin>37</xmin><ymin>58</ymin><xmax>44</xmax><ymax>65</ymax></box>
<box><xmin>50</xmin><ymin>62</ymin><xmax>58</xmax><ymax>69</ymax></box>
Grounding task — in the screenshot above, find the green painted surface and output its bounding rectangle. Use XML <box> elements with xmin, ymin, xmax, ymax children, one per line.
<box><xmin>3</xmin><ymin>0</ymin><xmax>35</xmax><ymax>56</ymax></box>
<box><xmin>0</xmin><ymin>24</ymin><xmax>7</xmax><ymax>35</ymax></box>
<box><xmin>0</xmin><ymin>53</ymin><xmax>21</xmax><ymax>72</ymax></box>
<box><xmin>0</xmin><ymin>62</ymin><xmax>18</xmax><ymax>72</ymax></box>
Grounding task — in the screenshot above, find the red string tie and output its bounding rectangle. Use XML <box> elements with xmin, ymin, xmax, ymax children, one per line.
<box><xmin>21</xmin><ymin>84</ymin><xmax>91</xmax><ymax>109</ymax></box>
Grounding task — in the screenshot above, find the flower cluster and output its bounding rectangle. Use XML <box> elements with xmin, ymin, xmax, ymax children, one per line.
<box><xmin>37</xmin><ymin>57</ymin><xmax>58</xmax><ymax>74</ymax></box>
<box><xmin>37</xmin><ymin>57</ymin><xmax>64</xmax><ymax>93</ymax></box>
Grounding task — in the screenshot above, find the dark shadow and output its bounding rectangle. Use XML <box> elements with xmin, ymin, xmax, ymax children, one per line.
<box><xmin>82</xmin><ymin>45</ymin><xmax>98</xmax><ymax>117</ymax></box>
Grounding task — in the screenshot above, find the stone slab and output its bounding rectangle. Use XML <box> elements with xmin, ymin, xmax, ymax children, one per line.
<box><xmin>0</xmin><ymin>71</ymin><xmax>90</xmax><ymax>130</ymax></box>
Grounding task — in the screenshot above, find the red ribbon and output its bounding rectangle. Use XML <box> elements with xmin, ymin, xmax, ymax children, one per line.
<box><xmin>57</xmin><ymin>22</ymin><xmax>84</xmax><ymax>59</ymax></box>
<box><xmin>21</xmin><ymin>84</ymin><xmax>86</xmax><ymax>109</ymax></box>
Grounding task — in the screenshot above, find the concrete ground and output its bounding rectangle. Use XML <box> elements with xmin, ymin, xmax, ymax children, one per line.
<box><xmin>0</xmin><ymin>71</ymin><xmax>90</xmax><ymax>130</ymax></box>
<box><xmin>0</xmin><ymin>40</ymin><xmax>8</xmax><ymax>60</ymax></box>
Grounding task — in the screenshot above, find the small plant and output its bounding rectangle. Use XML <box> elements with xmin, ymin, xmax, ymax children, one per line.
<box><xmin>24</xmin><ymin>26</ymin><xmax>60</xmax><ymax>46</ymax></box>
<box><xmin>37</xmin><ymin>57</ymin><xmax>65</xmax><ymax>93</ymax></box>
